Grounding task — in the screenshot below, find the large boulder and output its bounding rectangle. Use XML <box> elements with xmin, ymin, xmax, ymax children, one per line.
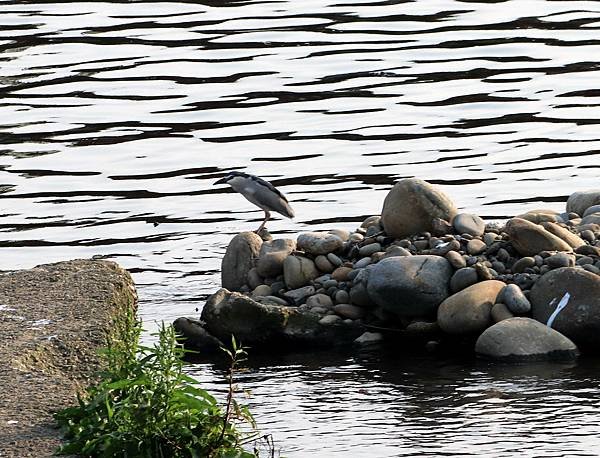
<box><xmin>297</xmin><ymin>231</ymin><xmax>344</xmax><ymax>255</ymax></box>
<box><xmin>530</xmin><ymin>268</ymin><xmax>600</xmax><ymax>350</ymax></box>
<box><xmin>567</xmin><ymin>190</ymin><xmax>600</xmax><ymax>216</ymax></box>
<box><xmin>504</xmin><ymin>218</ymin><xmax>572</xmax><ymax>257</ymax></box>
<box><xmin>437</xmin><ymin>280</ymin><xmax>505</xmax><ymax>335</ymax></box>
<box><xmin>200</xmin><ymin>288</ymin><xmax>362</xmax><ymax>347</ymax></box>
<box><xmin>475</xmin><ymin>317</ymin><xmax>579</xmax><ymax>361</ymax></box>
<box><xmin>368</xmin><ymin>255</ymin><xmax>452</xmax><ymax>318</ymax></box>
<box><xmin>221</xmin><ymin>232</ymin><xmax>263</xmax><ymax>291</ymax></box>
<box><xmin>256</xmin><ymin>238</ymin><xmax>296</xmax><ymax>278</ymax></box>
<box><xmin>381</xmin><ymin>178</ymin><xmax>457</xmax><ymax>239</ymax></box>
<box><xmin>283</xmin><ymin>255</ymin><xmax>319</xmax><ymax>289</ymax></box>
<box><xmin>173</xmin><ymin>317</ymin><xmax>224</xmax><ymax>352</ymax></box>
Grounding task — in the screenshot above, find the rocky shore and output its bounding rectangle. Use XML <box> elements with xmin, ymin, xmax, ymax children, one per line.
<box><xmin>176</xmin><ymin>179</ymin><xmax>600</xmax><ymax>362</ymax></box>
<box><xmin>0</xmin><ymin>260</ymin><xmax>137</xmax><ymax>457</ymax></box>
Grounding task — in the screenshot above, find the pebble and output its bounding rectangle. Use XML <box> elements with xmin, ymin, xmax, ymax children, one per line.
<box><xmin>327</xmin><ymin>253</ymin><xmax>343</xmax><ymax>267</ymax></box>
<box><xmin>322</xmin><ymin>279</ymin><xmax>338</xmax><ymax>289</ymax></box>
<box><xmin>315</xmin><ymin>255</ymin><xmax>335</xmax><ymax>273</ymax></box>
<box><xmin>496</xmin><ymin>248</ymin><xmax>510</xmax><ymax>263</ymax></box>
<box><xmin>483</xmin><ymin>232</ymin><xmax>498</xmax><ymax>246</ymax></box>
<box><xmin>491</xmin><ymin>261</ymin><xmax>506</xmax><ymax>274</ymax></box>
<box><xmin>251</xmin><ymin>284</ymin><xmax>272</xmax><ymax>298</ymax></box>
<box><xmin>467</xmin><ymin>239</ymin><xmax>487</xmax><ymax>255</ymax></box>
<box><xmin>499</xmin><ymin>284</ymin><xmax>531</xmax><ymax>314</ymax></box>
<box><xmin>311</xmin><ymin>306</ymin><xmax>328</xmax><ymax>315</ymax></box>
<box><xmin>446</xmin><ymin>250</ymin><xmax>467</xmax><ymax>269</ymax></box>
<box><xmin>576</xmin><ymin>256</ymin><xmax>594</xmax><ymax>266</ymax></box>
<box><xmin>349</xmin><ymin>233</ymin><xmax>364</xmax><ymax>243</ymax></box>
<box><xmin>346</xmin><ymin>268</ymin><xmax>361</xmax><ymax>282</ymax></box>
<box><xmin>319</xmin><ymin>315</ymin><xmax>342</xmax><ymax>325</ymax></box>
<box><xmin>544</xmin><ymin>252</ymin><xmax>574</xmax><ymax>269</ymax></box>
<box><xmin>354</xmin><ymin>332</ymin><xmax>384</xmax><ymax>344</ymax></box>
<box><xmin>332</xmin><ymin>266</ymin><xmax>353</xmax><ymax>282</ymax></box>
<box><xmin>453</xmin><ymin>213</ymin><xmax>485</xmax><ymax>237</ymax></box>
<box><xmin>354</xmin><ymin>257</ymin><xmax>372</xmax><ymax>269</ymax></box>
<box><xmin>270</xmin><ymin>281</ymin><xmax>285</xmax><ymax>295</ymax></box>
<box><xmin>580</xmin><ymin>229</ymin><xmax>595</xmax><ymax>243</ymax></box>
<box><xmin>261</xmin><ymin>295</ymin><xmax>289</xmax><ymax>306</ymax></box>
<box><xmin>247</xmin><ymin>268</ymin><xmax>263</xmax><ymax>290</ymax></box>
<box><xmin>334</xmin><ymin>303</ymin><xmax>366</xmax><ymax>320</ymax></box>
<box><xmin>512</xmin><ymin>256</ymin><xmax>536</xmax><ymax>273</ymax></box>
<box><xmin>361</xmin><ymin>215</ymin><xmax>381</xmax><ymax>228</ymax></box>
<box><xmin>283</xmin><ymin>286</ymin><xmax>316</xmax><ymax>305</ymax></box>
<box><xmin>450</xmin><ymin>267</ymin><xmax>478</xmax><ymax>293</ymax></box>
<box><xmin>583</xmin><ymin>264</ymin><xmax>600</xmax><ymax>274</ymax></box>
<box><xmin>335</xmin><ymin>289</ymin><xmax>350</xmax><ymax>304</ymax></box>
<box><xmin>306</xmin><ymin>293</ymin><xmax>334</xmax><ymax>309</ymax></box>
<box><xmin>385</xmin><ymin>245</ymin><xmax>412</xmax><ymax>258</ymax></box>
<box><xmin>475</xmin><ymin>263</ymin><xmax>494</xmax><ymax>281</ymax></box>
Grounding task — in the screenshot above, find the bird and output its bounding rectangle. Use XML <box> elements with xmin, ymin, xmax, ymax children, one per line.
<box><xmin>214</xmin><ymin>171</ymin><xmax>295</xmax><ymax>232</ymax></box>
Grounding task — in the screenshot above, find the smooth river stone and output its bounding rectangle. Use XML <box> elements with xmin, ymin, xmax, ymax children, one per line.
<box><xmin>221</xmin><ymin>232</ymin><xmax>263</xmax><ymax>292</ymax></box>
<box><xmin>297</xmin><ymin>231</ymin><xmax>344</xmax><ymax>255</ymax></box>
<box><xmin>453</xmin><ymin>213</ymin><xmax>485</xmax><ymax>237</ymax></box>
<box><xmin>505</xmin><ymin>218</ymin><xmax>572</xmax><ymax>257</ymax></box>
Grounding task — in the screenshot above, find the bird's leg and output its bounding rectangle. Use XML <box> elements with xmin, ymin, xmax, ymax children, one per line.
<box><xmin>256</xmin><ymin>210</ymin><xmax>271</xmax><ymax>233</ymax></box>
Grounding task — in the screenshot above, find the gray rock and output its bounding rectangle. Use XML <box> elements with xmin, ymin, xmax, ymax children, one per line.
<box><xmin>491</xmin><ymin>303</ymin><xmax>514</xmax><ymax>323</ymax></box>
<box><xmin>297</xmin><ymin>231</ymin><xmax>344</xmax><ymax>255</ymax></box>
<box><xmin>334</xmin><ymin>303</ymin><xmax>366</xmax><ymax>320</ymax></box>
<box><xmin>581</xmin><ymin>213</ymin><xmax>600</xmax><ymax>226</ymax></box>
<box><xmin>450</xmin><ymin>267</ymin><xmax>478</xmax><ymax>293</ymax></box>
<box><xmin>319</xmin><ymin>314</ymin><xmax>342</xmax><ymax>325</ymax></box>
<box><xmin>247</xmin><ymin>268</ymin><xmax>263</xmax><ymax>290</ymax></box>
<box><xmin>453</xmin><ymin>213</ymin><xmax>485</xmax><ymax>237</ymax></box>
<box><xmin>381</xmin><ymin>178</ymin><xmax>458</xmax><ymax>239</ymax></box>
<box><xmin>349</xmin><ymin>268</ymin><xmax>373</xmax><ymax>307</ymax></box>
<box><xmin>335</xmin><ymin>289</ymin><xmax>350</xmax><ymax>304</ymax></box>
<box><xmin>512</xmin><ymin>256</ymin><xmax>536</xmax><ymax>273</ymax></box>
<box><xmin>251</xmin><ymin>284</ymin><xmax>272</xmax><ymax>298</ymax></box>
<box><xmin>354</xmin><ymin>257</ymin><xmax>372</xmax><ymax>269</ymax></box>
<box><xmin>368</xmin><ymin>255</ymin><xmax>452</xmax><ymax>319</ymax></box>
<box><xmin>329</xmin><ymin>228</ymin><xmax>350</xmax><ymax>241</ymax></box>
<box><xmin>283</xmin><ymin>285</ymin><xmax>316</xmax><ymax>305</ymax></box>
<box><xmin>475</xmin><ymin>317</ymin><xmax>578</xmax><ymax>361</ymax></box>
<box><xmin>327</xmin><ymin>253</ymin><xmax>343</xmax><ymax>267</ymax></box>
<box><xmin>531</xmin><ymin>267</ymin><xmax>600</xmax><ymax>350</ymax></box>
<box><xmin>505</xmin><ymin>218</ymin><xmax>572</xmax><ymax>257</ymax></box>
<box><xmin>567</xmin><ymin>190</ymin><xmax>600</xmax><ymax>216</ymax></box>
<box><xmin>332</xmin><ymin>266</ymin><xmax>353</xmax><ymax>282</ymax></box>
<box><xmin>283</xmin><ymin>255</ymin><xmax>319</xmax><ymax>289</ymax></box>
<box><xmin>173</xmin><ymin>317</ymin><xmax>224</xmax><ymax>352</ymax></box>
<box><xmin>499</xmin><ymin>284</ymin><xmax>531</xmax><ymax>314</ymax></box>
<box><xmin>583</xmin><ymin>204</ymin><xmax>600</xmax><ymax>217</ymax></box>
<box><xmin>256</xmin><ymin>238</ymin><xmax>296</xmax><ymax>278</ymax></box>
<box><xmin>544</xmin><ymin>252</ymin><xmax>575</xmax><ymax>269</ymax></box>
<box><xmin>437</xmin><ymin>280</ymin><xmax>505</xmax><ymax>335</ymax></box>
<box><xmin>315</xmin><ymin>255</ymin><xmax>335</xmax><ymax>273</ymax></box>
<box><xmin>359</xmin><ymin>242</ymin><xmax>381</xmax><ymax>257</ymax></box>
<box><xmin>306</xmin><ymin>293</ymin><xmax>333</xmax><ymax>309</ymax></box>
<box><xmin>383</xmin><ymin>245</ymin><xmax>412</xmax><ymax>258</ymax></box>
<box><xmin>221</xmin><ymin>232</ymin><xmax>263</xmax><ymax>291</ymax></box>
<box><xmin>354</xmin><ymin>331</ymin><xmax>384</xmax><ymax>344</ymax></box>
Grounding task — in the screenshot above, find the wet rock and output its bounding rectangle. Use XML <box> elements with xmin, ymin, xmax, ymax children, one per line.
<box><xmin>450</xmin><ymin>267</ymin><xmax>478</xmax><ymax>293</ymax></box>
<box><xmin>297</xmin><ymin>231</ymin><xmax>344</xmax><ymax>255</ymax></box>
<box><xmin>256</xmin><ymin>238</ymin><xmax>296</xmax><ymax>278</ymax></box>
<box><xmin>437</xmin><ymin>280</ymin><xmax>505</xmax><ymax>335</ymax></box>
<box><xmin>498</xmin><ymin>284</ymin><xmax>531</xmax><ymax>314</ymax></box>
<box><xmin>567</xmin><ymin>190</ymin><xmax>600</xmax><ymax>216</ymax></box>
<box><xmin>530</xmin><ymin>267</ymin><xmax>600</xmax><ymax>350</ymax></box>
<box><xmin>505</xmin><ymin>218</ymin><xmax>572</xmax><ymax>257</ymax></box>
<box><xmin>491</xmin><ymin>303</ymin><xmax>514</xmax><ymax>323</ymax></box>
<box><xmin>381</xmin><ymin>178</ymin><xmax>458</xmax><ymax>239</ymax></box>
<box><xmin>368</xmin><ymin>255</ymin><xmax>452</xmax><ymax>319</ymax></box>
<box><xmin>453</xmin><ymin>213</ymin><xmax>485</xmax><ymax>237</ymax></box>
<box><xmin>540</xmin><ymin>222</ymin><xmax>585</xmax><ymax>249</ymax></box>
<box><xmin>475</xmin><ymin>317</ymin><xmax>578</xmax><ymax>361</ymax></box>
<box><xmin>334</xmin><ymin>303</ymin><xmax>366</xmax><ymax>320</ymax></box>
<box><xmin>173</xmin><ymin>317</ymin><xmax>224</xmax><ymax>352</ymax></box>
<box><xmin>283</xmin><ymin>255</ymin><xmax>319</xmax><ymax>289</ymax></box>
<box><xmin>221</xmin><ymin>232</ymin><xmax>263</xmax><ymax>292</ymax></box>
<box><xmin>354</xmin><ymin>331</ymin><xmax>384</xmax><ymax>344</ymax></box>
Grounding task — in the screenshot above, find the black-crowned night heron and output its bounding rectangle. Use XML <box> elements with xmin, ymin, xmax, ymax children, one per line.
<box><xmin>214</xmin><ymin>171</ymin><xmax>295</xmax><ymax>232</ymax></box>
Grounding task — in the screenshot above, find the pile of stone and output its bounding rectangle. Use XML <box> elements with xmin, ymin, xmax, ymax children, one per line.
<box><xmin>175</xmin><ymin>179</ymin><xmax>600</xmax><ymax>362</ymax></box>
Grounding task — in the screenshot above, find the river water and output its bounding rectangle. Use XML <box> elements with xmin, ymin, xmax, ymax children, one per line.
<box><xmin>2</xmin><ymin>0</ymin><xmax>600</xmax><ymax>456</ymax></box>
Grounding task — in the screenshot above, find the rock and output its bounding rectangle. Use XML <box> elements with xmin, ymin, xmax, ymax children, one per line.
<box><xmin>297</xmin><ymin>232</ymin><xmax>344</xmax><ymax>255</ymax></box>
<box><xmin>359</xmin><ymin>242</ymin><xmax>381</xmax><ymax>257</ymax></box>
<box><xmin>498</xmin><ymin>284</ymin><xmax>531</xmax><ymax>314</ymax></box>
<box><xmin>450</xmin><ymin>267</ymin><xmax>478</xmax><ymax>293</ymax></box>
<box><xmin>467</xmin><ymin>239</ymin><xmax>487</xmax><ymax>255</ymax></box>
<box><xmin>173</xmin><ymin>317</ymin><xmax>224</xmax><ymax>352</ymax></box>
<box><xmin>306</xmin><ymin>293</ymin><xmax>333</xmax><ymax>309</ymax></box>
<box><xmin>354</xmin><ymin>257</ymin><xmax>372</xmax><ymax>269</ymax></box>
<box><xmin>581</xmin><ymin>213</ymin><xmax>600</xmax><ymax>226</ymax></box>
<box><xmin>383</xmin><ymin>245</ymin><xmax>412</xmax><ymax>258</ymax></box>
<box><xmin>512</xmin><ymin>256</ymin><xmax>536</xmax><ymax>273</ymax></box>
<box><xmin>575</xmin><ymin>245</ymin><xmax>600</xmax><ymax>257</ymax></box>
<box><xmin>221</xmin><ymin>232</ymin><xmax>263</xmax><ymax>291</ymax></box>
<box><xmin>505</xmin><ymin>218</ymin><xmax>572</xmax><ymax>257</ymax></box>
<box><xmin>381</xmin><ymin>178</ymin><xmax>458</xmax><ymax>239</ymax></box>
<box><xmin>516</xmin><ymin>209</ymin><xmax>563</xmax><ymax>224</ymax></box>
<box><xmin>327</xmin><ymin>253</ymin><xmax>343</xmax><ymax>267</ymax></box>
<box><xmin>475</xmin><ymin>317</ymin><xmax>578</xmax><ymax>361</ymax></box>
<box><xmin>283</xmin><ymin>285</ymin><xmax>316</xmax><ymax>305</ymax></box>
<box><xmin>368</xmin><ymin>255</ymin><xmax>452</xmax><ymax>319</ymax></box>
<box><xmin>530</xmin><ymin>268</ymin><xmax>600</xmax><ymax>350</ymax></box>
<box><xmin>544</xmin><ymin>252</ymin><xmax>575</xmax><ymax>269</ymax></box>
<box><xmin>583</xmin><ymin>204</ymin><xmax>600</xmax><ymax>217</ymax></box>
<box><xmin>251</xmin><ymin>284</ymin><xmax>272</xmax><ymax>298</ymax></box>
<box><xmin>354</xmin><ymin>332</ymin><xmax>384</xmax><ymax>344</ymax></box>
<box><xmin>431</xmin><ymin>217</ymin><xmax>453</xmax><ymax>236</ymax></box>
<box><xmin>283</xmin><ymin>255</ymin><xmax>319</xmax><ymax>289</ymax></box>
<box><xmin>315</xmin><ymin>255</ymin><xmax>335</xmax><ymax>273</ymax></box>
<box><xmin>319</xmin><ymin>315</ymin><xmax>342</xmax><ymax>325</ymax></box>
<box><xmin>540</xmin><ymin>222</ymin><xmax>585</xmax><ymax>249</ymax></box>
<box><xmin>329</xmin><ymin>228</ymin><xmax>350</xmax><ymax>241</ymax></box>
<box><xmin>405</xmin><ymin>320</ymin><xmax>440</xmax><ymax>338</ymax></box>
<box><xmin>335</xmin><ymin>289</ymin><xmax>350</xmax><ymax>304</ymax></box>
<box><xmin>349</xmin><ymin>268</ymin><xmax>373</xmax><ymax>307</ymax></box>
<box><xmin>201</xmin><ymin>289</ymin><xmax>362</xmax><ymax>347</ymax></box>
<box><xmin>453</xmin><ymin>213</ymin><xmax>485</xmax><ymax>236</ymax></box>
<box><xmin>246</xmin><ymin>268</ymin><xmax>263</xmax><ymax>290</ymax></box>
<box><xmin>445</xmin><ymin>250</ymin><xmax>466</xmax><ymax>269</ymax></box>
<box><xmin>437</xmin><ymin>280</ymin><xmax>505</xmax><ymax>335</ymax></box>
<box><xmin>331</xmin><ymin>266</ymin><xmax>353</xmax><ymax>282</ymax></box>
<box><xmin>256</xmin><ymin>238</ymin><xmax>296</xmax><ymax>278</ymax></box>
<box><xmin>491</xmin><ymin>303</ymin><xmax>514</xmax><ymax>323</ymax></box>
<box><xmin>334</xmin><ymin>303</ymin><xmax>366</xmax><ymax>320</ymax></box>
<box><xmin>567</xmin><ymin>190</ymin><xmax>600</xmax><ymax>216</ymax></box>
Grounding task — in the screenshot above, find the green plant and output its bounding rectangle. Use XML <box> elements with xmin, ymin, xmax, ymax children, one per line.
<box><xmin>55</xmin><ymin>312</ymin><xmax>262</xmax><ymax>457</ymax></box>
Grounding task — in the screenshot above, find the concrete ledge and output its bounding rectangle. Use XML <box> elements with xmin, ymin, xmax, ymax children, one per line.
<box><xmin>0</xmin><ymin>259</ymin><xmax>137</xmax><ymax>457</ymax></box>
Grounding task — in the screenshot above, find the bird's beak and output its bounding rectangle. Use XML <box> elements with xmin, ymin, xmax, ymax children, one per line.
<box><xmin>214</xmin><ymin>177</ymin><xmax>228</xmax><ymax>186</ymax></box>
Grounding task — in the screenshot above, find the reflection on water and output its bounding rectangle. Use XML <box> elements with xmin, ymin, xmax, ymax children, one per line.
<box><xmin>1</xmin><ymin>0</ymin><xmax>600</xmax><ymax>455</ymax></box>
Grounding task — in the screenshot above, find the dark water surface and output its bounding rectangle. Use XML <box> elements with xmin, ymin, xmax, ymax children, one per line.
<box><xmin>2</xmin><ymin>0</ymin><xmax>600</xmax><ymax>455</ymax></box>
